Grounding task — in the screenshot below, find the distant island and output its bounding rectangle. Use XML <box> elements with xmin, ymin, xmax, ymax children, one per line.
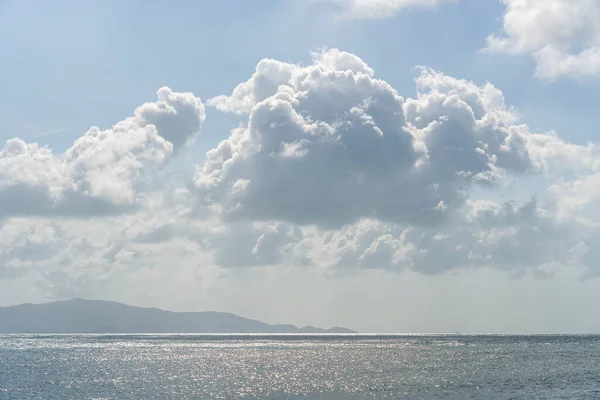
<box><xmin>0</xmin><ymin>299</ymin><xmax>355</xmax><ymax>334</ymax></box>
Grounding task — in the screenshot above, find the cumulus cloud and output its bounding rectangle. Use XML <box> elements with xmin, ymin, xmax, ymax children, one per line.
<box><xmin>485</xmin><ymin>0</ymin><xmax>600</xmax><ymax>80</ymax></box>
<box><xmin>2</xmin><ymin>49</ymin><xmax>600</xmax><ymax>298</ymax></box>
<box><xmin>0</xmin><ymin>87</ymin><xmax>205</xmax><ymax>218</ymax></box>
<box><xmin>135</xmin><ymin>87</ymin><xmax>206</xmax><ymax>151</ymax></box>
<box><xmin>198</xmin><ymin>50</ymin><xmax>534</xmax><ymax>228</ymax></box>
<box><xmin>325</xmin><ymin>0</ymin><xmax>456</xmax><ymax>19</ymax></box>
<box><xmin>197</xmin><ymin>49</ymin><xmax>600</xmax><ymax>277</ymax></box>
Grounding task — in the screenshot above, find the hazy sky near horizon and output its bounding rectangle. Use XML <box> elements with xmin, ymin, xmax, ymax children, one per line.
<box><xmin>2</xmin><ymin>0</ymin><xmax>600</xmax><ymax>333</ymax></box>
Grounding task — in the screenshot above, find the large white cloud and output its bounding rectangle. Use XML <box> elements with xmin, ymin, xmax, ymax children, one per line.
<box><xmin>485</xmin><ymin>0</ymin><xmax>600</xmax><ymax>80</ymax></box>
<box><xmin>0</xmin><ymin>87</ymin><xmax>205</xmax><ymax>217</ymax></box>
<box><xmin>197</xmin><ymin>49</ymin><xmax>600</xmax><ymax>277</ymax></box>
<box><xmin>2</xmin><ymin>49</ymin><xmax>600</xmax><ymax>302</ymax></box>
<box><xmin>198</xmin><ymin>50</ymin><xmax>534</xmax><ymax>228</ymax></box>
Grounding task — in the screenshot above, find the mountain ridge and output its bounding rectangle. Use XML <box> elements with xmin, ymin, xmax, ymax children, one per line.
<box><xmin>0</xmin><ymin>299</ymin><xmax>355</xmax><ymax>334</ymax></box>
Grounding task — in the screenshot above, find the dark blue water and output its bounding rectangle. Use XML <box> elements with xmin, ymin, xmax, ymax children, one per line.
<box><xmin>1</xmin><ymin>334</ymin><xmax>599</xmax><ymax>399</ymax></box>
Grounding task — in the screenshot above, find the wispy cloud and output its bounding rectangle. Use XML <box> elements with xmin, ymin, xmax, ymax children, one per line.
<box><xmin>19</xmin><ymin>123</ymin><xmax>68</xmax><ymax>138</ymax></box>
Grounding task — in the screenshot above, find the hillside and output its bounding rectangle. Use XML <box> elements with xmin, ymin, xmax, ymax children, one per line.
<box><xmin>0</xmin><ymin>299</ymin><xmax>355</xmax><ymax>334</ymax></box>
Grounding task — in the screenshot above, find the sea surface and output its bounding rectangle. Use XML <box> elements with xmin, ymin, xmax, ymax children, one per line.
<box><xmin>1</xmin><ymin>334</ymin><xmax>599</xmax><ymax>399</ymax></box>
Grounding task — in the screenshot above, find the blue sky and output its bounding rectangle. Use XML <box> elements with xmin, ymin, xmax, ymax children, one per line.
<box><xmin>2</xmin><ymin>0</ymin><xmax>598</xmax><ymax>152</ymax></box>
<box><xmin>2</xmin><ymin>0</ymin><xmax>600</xmax><ymax>333</ymax></box>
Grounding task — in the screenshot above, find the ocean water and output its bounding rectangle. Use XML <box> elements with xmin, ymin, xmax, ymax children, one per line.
<box><xmin>1</xmin><ymin>335</ymin><xmax>599</xmax><ymax>399</ymax></box>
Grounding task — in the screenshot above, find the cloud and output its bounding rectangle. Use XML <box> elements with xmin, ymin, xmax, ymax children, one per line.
<box><xmin>0</xmin><ymin>194</ymin><xmax>215</xmax><ymax>297</ymax></box>
<box><xmin>485</xmin><ymin>0</ymin><xmax>600</xmax><ymax>80</ymax></box>
<box><xmin>135</xmin><ymin>87</ymin><xmax>206</xmax><ymax>151</ymax></box>
<box><xmin>0</xmin><ymin>87</ymin><xmax>205</xmax><ymax>218</ymax></box>
<box><xmin>324</xmin><ymin>0</ymin><xmax>456</xmax><ymax>19</ymax></box>
<box><xmin>199</xmin><ymin>197</ymin><xmax>595</xmax><ymax>278</ymax></box>
<box><xmin>197</xmin><ymin>49</ymin><xmax>600</xmax><ymax>277</ymax></box>
<box><xmin>198</xmin><ymin>50</ymin><xmax>534</xmax><ymax>228</ymax></box>
<box><xmin>2</xmin><ymin>49</ymin><xmax>600</xmax><ymax>302</ymax></box>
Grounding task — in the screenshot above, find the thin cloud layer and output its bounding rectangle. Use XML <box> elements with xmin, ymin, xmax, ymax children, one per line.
<box><xmin>326</xmin><ymin>0</ymin><xmax>456</xmax><ymax>19</ymax></box>
<box><xmin>485</xmin><ymin>0</ymin><xmax>600</xmax><ymax>80</ymax></box>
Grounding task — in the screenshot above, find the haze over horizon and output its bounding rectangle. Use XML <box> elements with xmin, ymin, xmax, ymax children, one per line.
<box><xmin>2</xmin><ymin>0</ymin><xmax>600</xmax><ymax>334</ymax></box>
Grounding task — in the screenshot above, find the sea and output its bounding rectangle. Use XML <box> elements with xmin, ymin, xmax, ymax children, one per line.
<box><xmin>0</xmin><ymin>334</ymin><xmax>599</xmax><ymax>399</ymax></box>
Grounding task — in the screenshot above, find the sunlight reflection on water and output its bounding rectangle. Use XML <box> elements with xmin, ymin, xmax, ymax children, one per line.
<box><xmin>1</xmin><ymin>334</ymin><xmax>599</xmax><ymax>399</ymax></box>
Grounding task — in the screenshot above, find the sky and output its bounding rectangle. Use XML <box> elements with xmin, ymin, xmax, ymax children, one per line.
<box><xmin>1</xmin><ymin>0</ymin><xmax>600</xmax><ymax>333</ymax></box>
